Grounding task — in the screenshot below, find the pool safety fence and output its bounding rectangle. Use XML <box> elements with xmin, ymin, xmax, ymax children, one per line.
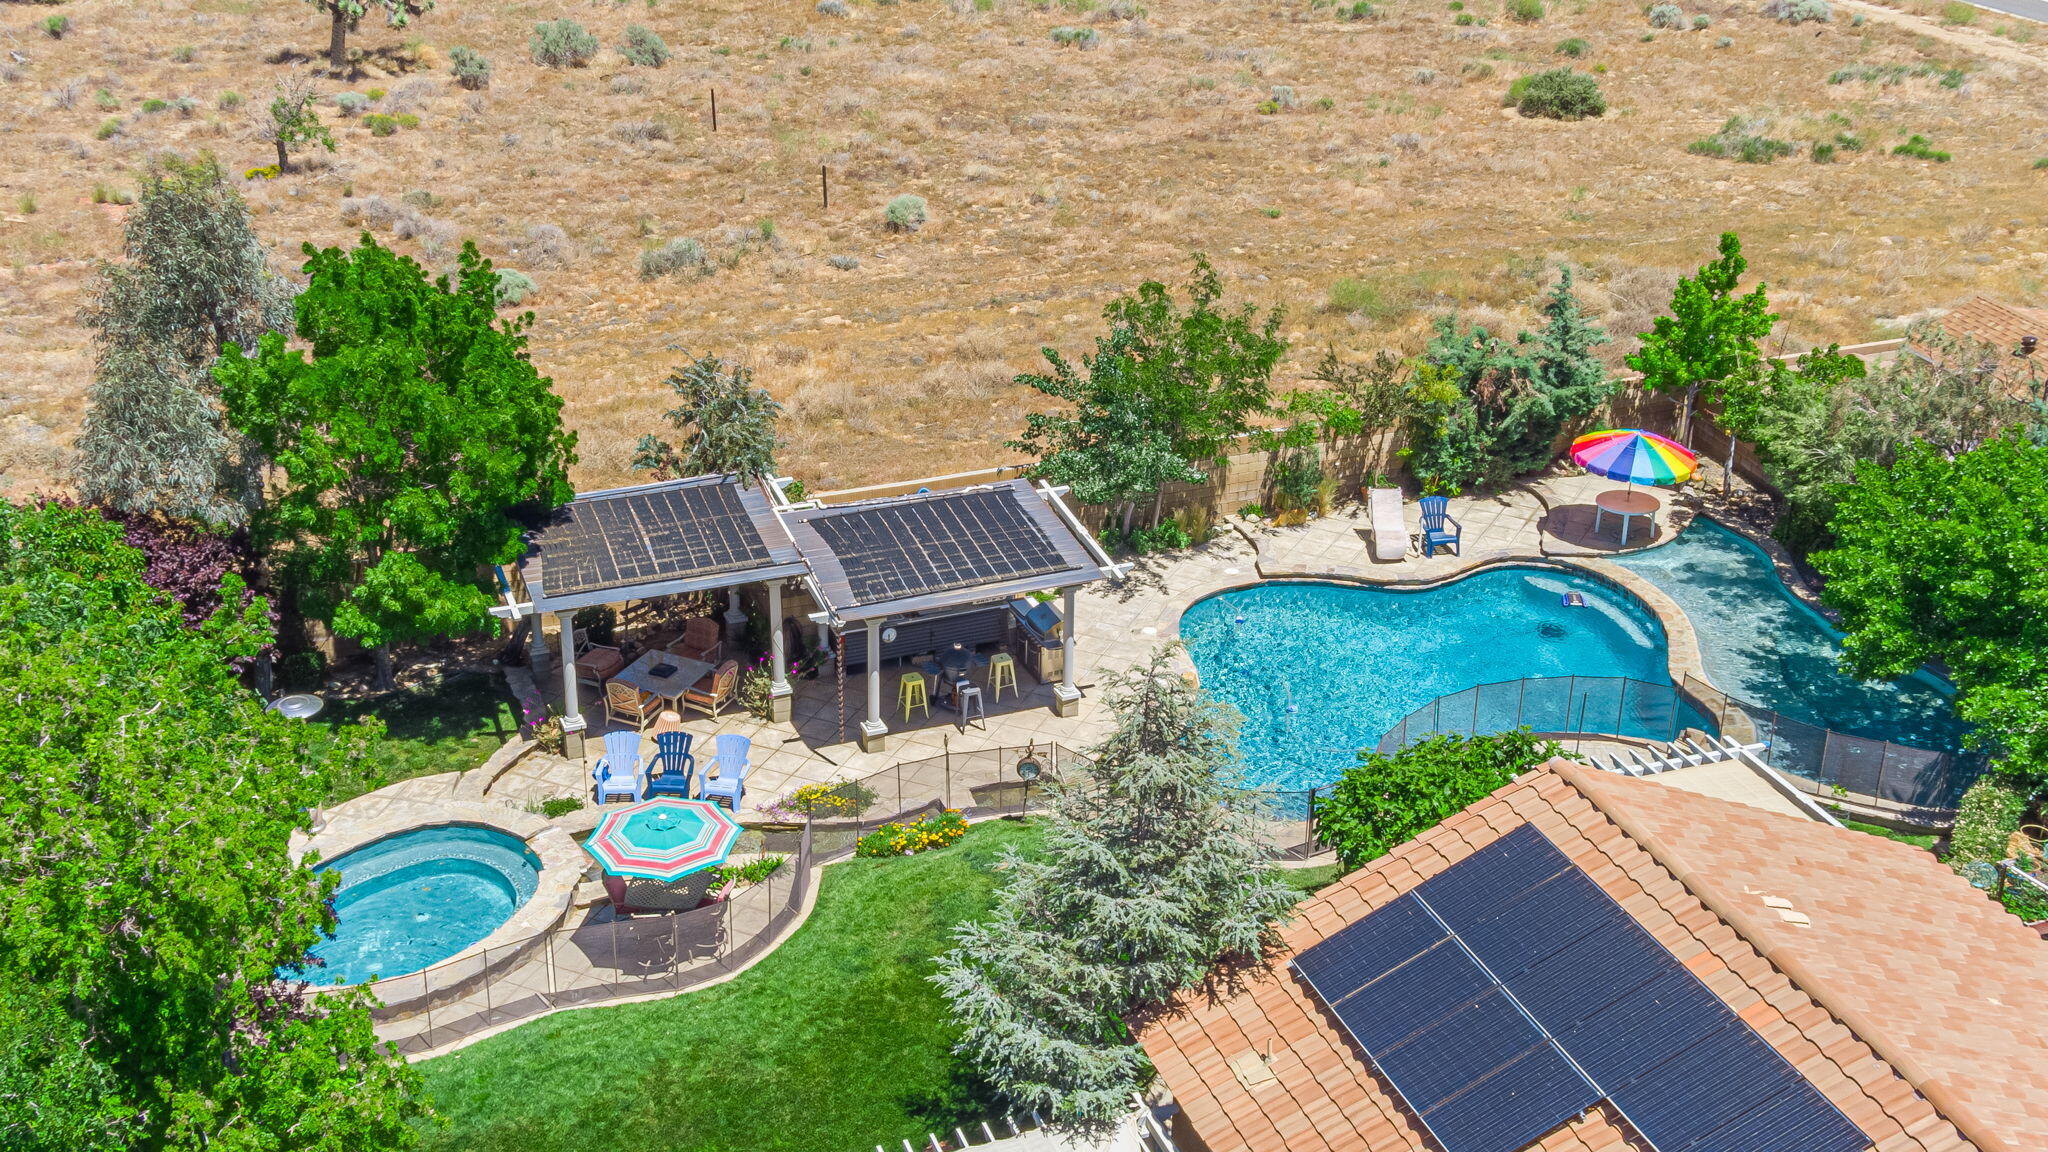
<box><xmin>356</xmin><ymin>823</ymin><xmax>815</xmax><ymax>1056</ymax></box>
<box><xmin>1373</xmin><ymin>674</ymin><xmax>1983</xmax><ymax>814</ymax></box>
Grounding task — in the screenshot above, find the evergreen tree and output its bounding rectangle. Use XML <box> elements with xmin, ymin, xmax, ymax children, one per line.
<box><xmin>933</xmin><ymin>647</ymin><xmax>1298</xmax><ymax>1125</ymax></box>
<box><xmin>76</xmin><ymin>154</ymin><xmax>293</xmax><ymax>525</ymax></box>
<box><xmin>632</xmin><ymin>353</ymin><xmax>784</xmax><ymax>483</ymax></box>
<box><xmin>216</xmin><ymin>235</ymin><xmax>576</xmax><ymax>688</ymax></box>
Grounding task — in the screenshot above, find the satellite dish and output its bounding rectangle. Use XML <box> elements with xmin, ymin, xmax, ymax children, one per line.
<box><xmin>881</xmin><ymin>626</ymin><xmax>899</xmax><ymax>644</ymax></box>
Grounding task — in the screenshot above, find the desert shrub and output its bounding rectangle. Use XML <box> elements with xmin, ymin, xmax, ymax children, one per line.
<box><xmin>1506</xmin><ymin>0</ymin><xmax>1544</xmax><ymax>19</ymax></box>
<box><xmin>1810</xmin><ymin>141</ymin><xmax>1836</xmax><ymax>162</ymax></box>
<box><xmin>610</xmin><ymin>118</ymin><xmax>671</xmax><ymax>142</ymax></box>
<box><xmin>1511</xmin><ymin>68</ymin><xmax>1605</xmax><ymax>119</ymax></box>
<box><xmin>1691</xmin><ymin>12</ymin><xmax>1711</xmax><ymax>27</ymax></box>
<box><xmin>1454</xmin><ymin>12</ymin><xmax>1477</xmax><ymax>23</ymax></box>
<box><xmin>449</xmin><ymin>46</ymin><xmax>492</xmax><ymax>89</ymax></box>
<box><xmin>1688</xmin><ymin>115</ymin><xmax>1798</xmax><ymax>161</ymax></box>
<box><xmin>818</xmin><ymin>0</ymin><xmax>850</xmax><ymax>13</ymax></box>
<box><xmin>1893</xmin><ymin>134</ymin><xmax>1950</xmax><ymax>161</ymax></box>
<box><xmin>219</xmin><ymin>90</ymin><xmax>243</xmax><ymax>110</ymax></box>
<box><xmin>362</xmin><ymin>113</ymin><xmax>399</xmax><ymax>137</ymax></box>
<box><xmin>1269</xmin><ymin>84</ymin><xmax>1299</xmax><ymax>108</ymax></box>
<box><xmin>619</xmin><ymin>24</ymin><xmax>671</xmax><ymax>66</ymax></box>
<box><xmin>1941</xmin><ymin>0</ymin><xmax>1976</xmax><ymax>21</ymax></box>
<box><xmin>95</xmin><ymin>118</ymin><xmax>123</xmax><ymax>140</ymax></box>
<box><xmin>1326</xmin><ymin>275</ymin><xmax>1403</xmax><ymax>318</ymax></box>
<box><xmin>640</xmin><ymin>237</ymin><xmax>706</xmax><ymax>278</ymax></box>
<box><xmin>1050</xmin><ymin>25</ymin><xmax>1100</xmax><ymax>46</ymax></box>
<box><xmin>494</xmin><ymin>269</ymin><xmax>536</xmax><ymax>306</ymax></box>
<box><xmin>827</xmin><ymin>253</ymin><xmax>860</xmax><ymax>270</ymax></box>
<box><xmin>1647</xmin><ymin>2</ymin><xmax>1684</xmax><ymax>26</ymax></box>
<box><xmin>524</xmin><ymin>223</ymin><xmax>573</xmax><ymax>267</ymax></box>
<box><xmin>172</xmin><ymin>44</ymin><xmax>196</xmax><ymax>63</ymax></box>
<box><xmin>2034</xmin><ymin>156</ymin><xmax>2048</xmax><ymax>170</ymax></box>
<box><xmin>140</xmin><ymin>98</ymin><xmax>169</xmax><ymax>113</ymax></box>
<box><xmin>244</xmin><ymin>164</ymin><xmax>280</xmax><ymax>180</ymax></box>
<box><xmin>1554</xmin><ymin>36</ymin><xmax>1590</xmax><ymax>55</ymax></box>
<box><xmin>95</xmin><ymin>89</ymin><xmax>120</xmax><ymax>111</ymax></box>
<box><xmin>531</xmin><ymin>19</ymin><xmax>599</xmax><ymax>67</ymax></box>
<box><xmin>1761</xmin><ymin>0</ymin><xmax>1831</xmax><ymax>21</ymax></box>
<box><xmin>42</xmin><ymin>14</ymin><xmax>69</xmax><ymax>38</ymax></box>
<box><xmin>883</xmin><ymin>193</ymin><xmax>929</xmax><ymax>231</ymax></box>
<box><xmin>1715</xmin><ymin>33</ymin><xmax>1732</xmax><ymax>45</ymax></box>
<box><xmin>334</xmin><ymin>92</ymin><xmax>370</xmax><ymax>116</ymax></box>
<box><xmin>1342</xmin><ymin>1</ymin><xmax>1376</xmax><ymax>17</ymax></box>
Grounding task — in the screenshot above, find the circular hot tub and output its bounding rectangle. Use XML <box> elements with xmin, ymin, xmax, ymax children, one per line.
<box><xmin>292</xmin><ymin>824</ymin><xmax>542</xmax><ymax>986</ymax></box>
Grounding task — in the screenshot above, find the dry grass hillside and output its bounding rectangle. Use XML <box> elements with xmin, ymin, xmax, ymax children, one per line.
<box><xmin>2</xmin><ymin>0</ymin><xmax>2044</xmax><ymax>497</ymax></box>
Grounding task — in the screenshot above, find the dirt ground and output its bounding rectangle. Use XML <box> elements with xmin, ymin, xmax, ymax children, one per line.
<box><xmin>1</xmin><ymin>0</ymin><xmax>2044</xmax><ymax>498</ymax></box>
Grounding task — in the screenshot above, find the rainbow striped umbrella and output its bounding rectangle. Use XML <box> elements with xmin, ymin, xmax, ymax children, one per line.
<box><xmin>1570</xmin><ymin>429</ymin><xmax>1697</xmax><ymax>487</ymax></box>
<box><xmin>585</xmin><ymin>797</ymin><xmax>741</xmax><ymax>881</ymax></box>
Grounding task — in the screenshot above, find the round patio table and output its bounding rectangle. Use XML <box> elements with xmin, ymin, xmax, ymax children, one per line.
<box><xmin>1593</xmin><ymin>488</ymin><xmax>1660</xmax><ymax>546</ymax></box>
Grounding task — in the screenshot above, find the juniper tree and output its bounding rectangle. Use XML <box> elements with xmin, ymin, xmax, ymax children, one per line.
<box><xmin>76</xmin><ymin>154</ymin><xmax>293</xmax><ymax>525</ymax></box>
<box><xmin>632</xmin><ymin>353</ymin><xmax>784</xmax><ymax>483</ymax></box>
<box><xmin>932</xmin><ymin>647</ymin><xmax>1298</xmax><ymax>1125</ymax></box>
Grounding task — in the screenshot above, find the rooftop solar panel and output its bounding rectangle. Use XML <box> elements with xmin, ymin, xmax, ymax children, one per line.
<box><xmin>805</xmin><ymin>488</ymin><xmax>1071</xmax><ymax>605</ymax></box>
<box><xmin>1292</xmin><ymin>825</ymin><xmax>1873</xmax><ymax>1152</ymax></box>
<box><xmin>538</xmin><ymin>481</ymin><xmax>774</xmax><ymax>597</ymax></box>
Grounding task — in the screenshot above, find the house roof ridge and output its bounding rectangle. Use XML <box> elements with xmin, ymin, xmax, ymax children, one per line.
<box><xmin>1549</xmin><ymin>761</ymin><xmax>2006</xmax><ymax>1152</ymax></box>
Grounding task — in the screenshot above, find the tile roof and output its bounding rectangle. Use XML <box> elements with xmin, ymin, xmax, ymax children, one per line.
<box><xmin>1139</xmin><ymin>760</ymin><xmax>2048</xmax><ymax>1152</ymax></box>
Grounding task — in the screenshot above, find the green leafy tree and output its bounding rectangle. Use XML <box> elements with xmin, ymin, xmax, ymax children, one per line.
<box><xmin>263</xmin><ymin>77</ymin><xmax>334</xmax><ymax>173</ymax></box>
<box><xmin>1625</xmin><ymin>231</ymin><xmax>1777</xmax><ymax>444</ymax></box>
<box><xmin>1401</xmin><ymin>268</ymin><xmax>1613</xmax><ymax>492</ymax></box>
<box><xmin>632</xmin><ymin>353</ymin><xmax>784</xmax><ymax>483</ymax></box>
<box><xmin>1814</xmin><ymin>432</ymin><xmax>2048</xmax><ymax>780</ymax></box>
<box><xmin>77</xmin><ymin>154</ymin><xmax>293</xmax><ymax>524</ymax></box>
<box><xmin>307</xmin><ymin>0</ymin><xmax>433</xmax><ymax>71</ymax></box>
<box><xmin>1012</xmin><ymin>257</ymin><xmax>1287</xmax><ymax>532</ymax></box>
<box><xmin>1318</xmin><ymin>729</ymin><xmax>1570</xmax><ymax>869</ymax></box>
<box><xmin>0</xmin><ymin>500</ymin><xmax>427</xmax><ymax>1151</ymax></box>
<box><xmin>216</xmin><ymin>235</ymin><xmax>576</xmax><ymax>688</ymax></box>
<box><xmin>1712</xmin><ymin>343</ymin><xmax>1865</xmax><ymax>511</ymax></box>
<box><xmin>933</xmin><ymin>647</ymin><xmax>1298</xmax><ymax>1125</ymax></box>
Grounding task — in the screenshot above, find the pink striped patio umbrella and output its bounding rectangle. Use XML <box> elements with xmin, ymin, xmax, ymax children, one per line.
<box><xmin>585</xmin><ymin>797</ymin><xmax>741</xmax><ymax>881</ymax></box>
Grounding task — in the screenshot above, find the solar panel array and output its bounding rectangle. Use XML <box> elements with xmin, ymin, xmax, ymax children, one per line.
<box><xmin>806</xmin><ymin>488</ymin><xmax>1071</xmax><ymax>605</ymax></box>
<box><xmin>1292</xmin><ymin>825</ymin><xmax>1869</xmax><ymax>1152</ymax></box>
<box><xmin>539</xmin><ymin>483</ymin><xmax>773</xmax><ymax>596</ymax></box>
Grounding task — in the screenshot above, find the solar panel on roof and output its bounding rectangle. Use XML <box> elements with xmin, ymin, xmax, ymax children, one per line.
<box><xmin>1291</xmin><ymin>825</ymin><xmax>1874</xmax><ymax>1152</ymax></box>
<box><xmin>539</xmin><ymin>482</ymin><xmax>773</xmax><ymax>597</ymax></box>
<box><xmin>807</xmin><ymin>489</ymin><xmax>1070</xmax><ymax>605</ymax></box>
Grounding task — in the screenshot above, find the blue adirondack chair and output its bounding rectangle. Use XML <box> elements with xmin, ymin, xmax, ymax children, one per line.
<box><xmin>592</xmin><ymin>730</ymin><xmax>646</xmax><ymax>804</ymax></box>
<box><xmin>646</xmin><ymin>731</ymin><xmax>696</xmax><ymax>798</ymax></box>
<box><xmin>698</xmin><ymin>734</ymin><xmax>750</xmax><ymax>812</ymax></box>
<box><xmin>1419</xmin><ymin>495</ymin><xmax>1462</xmax><ymax>557</ymax></box>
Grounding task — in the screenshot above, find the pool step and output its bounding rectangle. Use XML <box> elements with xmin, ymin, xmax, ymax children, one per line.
<box><xmin>1597</xmin><ymin>734</ymin><xmax>1767</xmax><ymax>777</ymax></box>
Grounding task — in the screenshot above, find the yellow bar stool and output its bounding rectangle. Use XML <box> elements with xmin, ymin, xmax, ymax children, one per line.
<box><xmin>897</xmin><ymin>671</ymin><xmax>930</xmax><ymax>721</ymax></box>
<box><xmin>988</xmin><ymin>652</ymin><xmax>1018</xmax><ymax>702</ymax></box>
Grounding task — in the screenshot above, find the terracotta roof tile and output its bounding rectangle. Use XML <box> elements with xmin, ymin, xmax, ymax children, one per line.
<box><xmin>1138</xmin><ymin>763</ymin><xmax>2048</xmax><ymax>1152</ymax></box>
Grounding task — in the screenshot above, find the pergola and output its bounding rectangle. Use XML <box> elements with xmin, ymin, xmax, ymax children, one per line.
<box><xmin>494</xmin><ymin>473</ymin><xmax>1120</xmax><ymax>756</ymax></box>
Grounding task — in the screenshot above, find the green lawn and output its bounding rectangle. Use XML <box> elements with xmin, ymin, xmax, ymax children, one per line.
<box><xmin>1842</xmin><ymin>818</ymin><xmax>1940</xmax><ymax>852</ymax></box>
<box><xmin>417</xmin><ymin>818</ymin><xmax>1042</xmax><ymax>1152</ymax></box>
<box><xmin>1281</xmin><ymin>861</ymin><xmax>1343</xmax><ymax>895</ymax></box>
<box><xmin>320</xmin><ymin>670</ymin><xmax>519</xmax><ymax>801</ymax></box>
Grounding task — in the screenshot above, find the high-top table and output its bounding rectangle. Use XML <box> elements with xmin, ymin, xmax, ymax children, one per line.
<box><xmin>1593</xmin><ymin>488</ymin><xmax>1660</xmax><ymax>546</ymax></box>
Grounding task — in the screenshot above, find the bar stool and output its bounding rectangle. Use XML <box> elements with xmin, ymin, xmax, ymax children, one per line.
<box><xmin>897</xmin><ymin>671</ymin><xmax>929</xmax><ymax>721</ymax></box>
<box><xmin>956</xmin><ymin>684</ymin><xmax>986</xmax><ymax>730</ymax></box>
<box><xmin>988</xmin><ymin>653</ymin><xmax>1018</xmax><ymax>702</ymax></box>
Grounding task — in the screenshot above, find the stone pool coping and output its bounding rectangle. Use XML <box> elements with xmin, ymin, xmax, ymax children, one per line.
<box><xmin>291</xmin><ymin>799</ymin><xmax>582</xmax><ymax>1001</ymax></box>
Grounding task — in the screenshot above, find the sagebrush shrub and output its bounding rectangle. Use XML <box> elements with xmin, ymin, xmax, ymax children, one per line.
<box><xmin>1554</xmin><ymin>36</ymin><xmax>1589</xmax><ymax>55</ymax></box>
<box><xmin>619</xmin><ymin>25</ymin><xmax>671</xmax><ymax>66</ymax></box>
<box><xmin>1050</xmin><ymin>25</ymin><xmax>1100</xmax><ymax>46</ymax></box>
<box><xmin>450</xmin><ymin>46</ymin><xmax>491</xmax><ymax>90</ymax></box>
<box><xmin>494</xmin><ymin>269</ymin><xmax>536</xmax><ymax>306</ymax></box>
<box><xmin>640</xmin><ymin>237</ymin><xmax>705</xmax><ymax>278</ymax></box>
<box><xmin>1760</xmin><ymin>0</ymin><xmax>1831</xmax><ymax>21</ymax></box>
<box><xmin>1511</xmin><ymin>68</ymin><xmax>1605</xmax><ymax>119</ymax></box>
<box><xmin>531</xmin><ymin>19</ymin><xmax>599</xmax><ymax>67</ymax></box>
<box><xmin>1691</xmin><ymin>12</ymin><xmax>1711</xmax><ymax>27</ymax></box>
<box><xmin>334</xmin><ymin>92</ymin><xmax>370</xmax><ymax>117</ymax></box>
<box><xmin>883</xmin><ymin>194</ymin><xmax>929</xmax><ymax>231</ymax></box>
<box><xmin>1647</xmin><ymin>3</ymin><xmax>1684</xmax><ymax>27</ymax></box>
<box><xmin>1687</xmin><ymin>116</ymin><xmax>1798</xmax><ymax>162</ymax></box>
<box><xmin>827</xmin><ymin>254</ymin><xmax>860</xmax><ymax>270</ymax></box>
<box><xmin>1506</xmin><ymin>0</ymin><xmax>1544</xmax><ymax>21</ymax></box>
<box><xmin>817</xmin><ymin>0</ymin><xmax>850</xmax><ymax>14</ymax></box>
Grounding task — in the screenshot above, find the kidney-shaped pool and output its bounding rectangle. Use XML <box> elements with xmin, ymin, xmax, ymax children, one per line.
<box><xmin>1180</xmin><ymin>568</ymin><xmax>1672</xmax><ymax>793</ymax></box>
<box><xmin>287</xmin><ymin>824</ymin><xmax>542</xmax><ymax>986</ymax></box>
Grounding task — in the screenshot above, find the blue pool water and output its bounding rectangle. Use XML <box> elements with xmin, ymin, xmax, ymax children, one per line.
<box><xmin>289</xmin><ymin>825</ymin><xmax>541</xmax><ymax>986</ymax></box>
<box><xmin>1610</xmin><ymin>517</ymin><xmax>1967</xmax><ymax>752</ymax></box>
<box><xmin>1180</xmin><ymin>570</ymin><xmax>1671</xmax><ymax>792</ymax></box>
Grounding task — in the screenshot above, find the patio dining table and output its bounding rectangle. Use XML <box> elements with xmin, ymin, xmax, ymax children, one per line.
<box><xmin>613</xmin><ymin>650</ymin><xmax>715</xmax><ymax>705</ymax></box>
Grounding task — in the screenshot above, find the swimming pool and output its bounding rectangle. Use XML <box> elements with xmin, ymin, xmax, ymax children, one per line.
<box><xmin>1610</xmin><ymin>516</ymin><xmax>1967</xmax><ymax>752</ymax></box>
<box><xmin>289</xmin><ymin>825</ymin><xmax>542</xmax><ymax>986</ymax></box>
<box><xmin>1179</xmin><ymin>569</ymin><xmax>1672</xmax><ymax>792</ymax></box>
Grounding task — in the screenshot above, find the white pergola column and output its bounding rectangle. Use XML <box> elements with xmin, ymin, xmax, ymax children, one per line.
<box><xmin>1053</xmin><ymin>586</ymin><xmax>1082</xmax><ymax>717</ymax></box>
<box><xmin>526</xmin><ymin>608</ymin><xmax>553</xmax><ymax>680</ymax></box>
<box><xmin>858</xmin><ymin>617</ymin><xmax>887</xmax><ymax>752</ymax></box>
<box><xmin>767</xmin><ymin>580</ymin><xmax>792</xmax><ymax>722</ymax></box>
<box><xmin>723</xmin><ymin>587</ymin><xmax>748</xmax><ymax>642</ymax></box>
<box><xmin>557</xmin><ymin>611</ymin><xmax>589</xmax><ymax>758</ymax></box>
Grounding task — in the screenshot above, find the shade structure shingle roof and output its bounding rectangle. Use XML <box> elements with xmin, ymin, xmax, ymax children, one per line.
<box><xmin>1140</xmin><ymin>761</ymin><xmax>2048</xmax><ymax>1152</ymax></box>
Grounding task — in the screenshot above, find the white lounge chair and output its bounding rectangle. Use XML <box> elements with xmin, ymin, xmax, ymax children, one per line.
<box><xmin>1369</xmin><ymin>487</ymin><xmax>1408</xmax><ymax>561</ymax></box>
